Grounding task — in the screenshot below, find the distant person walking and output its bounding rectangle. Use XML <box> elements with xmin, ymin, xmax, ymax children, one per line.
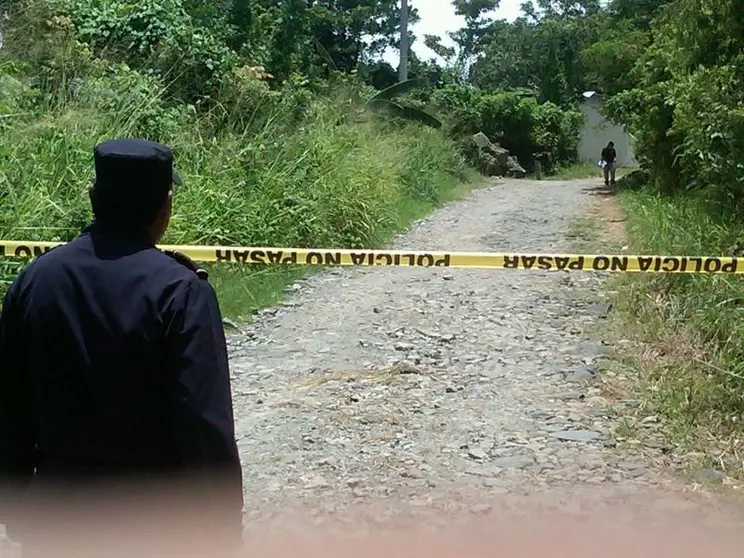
<box><xmin>601</xmin><ymin>141</ymin><xmax>617</xmax><ymax>186</ymax></box>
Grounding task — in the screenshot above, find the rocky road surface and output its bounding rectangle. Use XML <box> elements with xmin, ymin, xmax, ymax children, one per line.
<box><xmin>5</xmin><ymin>177</ymin><xmax>744</xmax><ymax>558</ymax></box>
<box><xmin>228</xmin><ymin>177</ymin><xmax>744</xmax><ymax>535</ymax></box>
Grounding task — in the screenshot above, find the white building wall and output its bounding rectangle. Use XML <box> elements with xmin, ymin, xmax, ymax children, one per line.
<box><xmin>577</xmin><ymin>95</ymin><xmax>638</xmax><ymax>167</ymax></box>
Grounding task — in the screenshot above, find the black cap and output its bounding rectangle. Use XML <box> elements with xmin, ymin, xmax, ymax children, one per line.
<box><xmin>91</xmin><ymin>138</ymin><xmax>182</xmax><ymax>225</ymax></box>
<box><xmin>94</xmin><ymin>138</ymin><xmax>182</xmax><ymax>191</ymax></box>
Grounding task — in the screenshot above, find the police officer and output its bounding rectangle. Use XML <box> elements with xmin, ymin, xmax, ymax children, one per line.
<box><xmin>0</xmin><ymin>139</ymin><xmax>244</xmax><ymax>557</ymax></box>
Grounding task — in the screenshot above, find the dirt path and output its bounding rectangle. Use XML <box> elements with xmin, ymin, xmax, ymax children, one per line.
<box><xmin>229</xmin><ymin>178</ymin><xmax>744</xmax><ymax>535</ymax></box>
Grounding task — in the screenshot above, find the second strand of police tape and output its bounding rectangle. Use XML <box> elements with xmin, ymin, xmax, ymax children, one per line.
<box><xmin>1</xmin><ymin>240</ymin><xmax>742</xmax><ymax>274</ymax></box>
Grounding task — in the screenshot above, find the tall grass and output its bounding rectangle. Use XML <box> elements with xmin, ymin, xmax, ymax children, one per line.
<box><xmin>0</xmin><ymin>54</ymin><xmax>476</xmax><ymax>319</ymax></box>
<box><xmin>611</xmin><ymin>186</ymin><xmax>744</xmax><ymax>458</ymax></box>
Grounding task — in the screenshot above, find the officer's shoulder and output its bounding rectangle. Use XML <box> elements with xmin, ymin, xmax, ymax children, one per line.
<box><xmin>3</xmin><ymin>242</ymin><xmax>67</xmax><ymax>301</ymax></box>
<box><xmin>19</xmin><ymin>240</ymin><xmax>74</xmax><ymax>274</ymax></box>
<box><xmin>158</xmin><ymin>249</ymin><xmax>210</xmax><ymax>282</ymax></box>
<box><xmin>35</xmin><ymin>242</ymin><xmax>63</xmax><ymax>259</ymax></box>
<box><xmin>23</xmin><ymin>241</ymin><xmax>65</xmax><ymax>264</ymax></box>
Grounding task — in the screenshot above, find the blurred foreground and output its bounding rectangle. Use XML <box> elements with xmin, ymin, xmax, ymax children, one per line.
<box><xmin>5</xmin><ymin>486</ymin><xmax>744</xmax><ymax>558</ymax></box>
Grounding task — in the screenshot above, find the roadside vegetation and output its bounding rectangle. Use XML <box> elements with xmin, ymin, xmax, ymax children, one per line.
<box><xmin>0</xmin><ymin>0</ymin><xmax>582</xmax><ymax>318</ymax></box>
<box><xmin>605</xmin><ymin>0</ymin><xmax>744</xmax><ymax>478</ymax></box>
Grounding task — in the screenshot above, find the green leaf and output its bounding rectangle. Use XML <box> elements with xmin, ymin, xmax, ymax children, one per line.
<box><xmin>366</xmin><ymin>78</ymin><xmax>424</xmax><ymax>103</ymax></box>
<box><xmin>381</xmin><ymin>101</ymin><xmax>443</xmax><ymax>129</ymax></box>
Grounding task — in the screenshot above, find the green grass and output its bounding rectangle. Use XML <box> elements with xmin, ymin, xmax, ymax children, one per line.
<box><xmin>203</xmin><ymin>178</ymin><xmax>474</xmax><ymax>320</ymax></box>
<box><xmin>207</xmin><ymin>266</ymin><xmax>310</xmax><ymax>320</ymax></box>
<box><xmin>548</xmin><ymin>161</ymin><xmax>603</xmax><ymax>179</ymax></box>
<box><xmin>607</xmin><ymin>185</ymin><xmax>744</xmax><ymax>472</ymax></box>
<box><xmin>0</xmin><ymin>47</ymin><xmax>478</xmax><ymax>320</ymax></box>
<box><xmin>566</xmin><ymin>216</ymin><xmax>600</xmax><ymax>251</ymax></box>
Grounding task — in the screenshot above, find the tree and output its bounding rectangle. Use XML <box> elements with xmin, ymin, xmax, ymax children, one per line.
<box><xmin>606</xmin><ymin>0</ymin><xmax>667</xmax><ymax>30</ymax></box>
<box><xmin>231</xmin><ymin>1</ymin><xmax>420</xmax><ymax>83</ymax></box>
<box><xmin>520</xmin><ymin>0</ymin><xmax>601</xmax><ymax>21</ymax></box>
<box><xmin>466</xmin><ymin>0</ymin><xmax>602</xmax><ymax>106</ymax></box>
<box><xmin>468</xmin><ymin>19</ymin><xmax>539</xmax><ymax>93</ymax></box>
<box><xmin>399</xmin><ymin>0</ymin><xmax>408</xmax><ymax>81</ymax></box>
<box><xmin>306</xmin><ymin>0</ymin><xmax>419</xmax><ymax>73</ymax></box>
<box><xmin>449</xmin><ymin>0</ymin><xmax>499</xmax><ymax>79</ymax></box>
<box><xmin>603</xmin><ymin>0</ymin><xmax>744</xmax><ymax>203</ymax></box>
<box><xmin>357</xmin><ymin>60</ymin><xmax>399</xmax><ymax>90</ymax></box>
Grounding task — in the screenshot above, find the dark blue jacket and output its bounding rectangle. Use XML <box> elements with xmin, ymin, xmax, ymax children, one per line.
<box><xmin>0</xmin><ymin>223</ymin><xmax>243</xmax><ymax>546</ymax></box>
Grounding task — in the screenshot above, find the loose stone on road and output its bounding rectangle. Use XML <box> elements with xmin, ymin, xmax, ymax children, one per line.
<box><xmin>227</xmin><ymin>178</ymin><xmax>744</xmax><ymax>531</ymax></box>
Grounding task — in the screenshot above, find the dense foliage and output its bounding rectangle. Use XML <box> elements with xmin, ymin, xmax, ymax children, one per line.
<box><xmin>457</xmin><ymin>0</ymin><xmax>741</xmax><ymax>208</ymax></box>
<box><xmin>432</xmin><ymin>85</ymin><xmax>582</xmax><ymax>168</ymax></box>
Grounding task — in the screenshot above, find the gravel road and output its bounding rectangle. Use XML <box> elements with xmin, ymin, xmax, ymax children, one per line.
<box><xmin>228</xmin><ymin>177</ymin><xmax>744</xmax><ymax>534</ymax></box>
<box><xmin>4</xmin><ymin>177</ymin><xmax>744</xmax><ymax>558</ymax></box>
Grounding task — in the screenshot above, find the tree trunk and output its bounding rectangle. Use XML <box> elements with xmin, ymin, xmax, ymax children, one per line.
<box><xmin>398</xmin><ymin>0</ymin><xmax>408</xmax><ymax>82</ymax></box>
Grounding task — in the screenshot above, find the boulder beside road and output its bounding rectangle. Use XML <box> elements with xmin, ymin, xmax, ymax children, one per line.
<box><xmin>471</xmin><ymin>132</ymin><xmax>510</xmax><ymax>177</ymax></box>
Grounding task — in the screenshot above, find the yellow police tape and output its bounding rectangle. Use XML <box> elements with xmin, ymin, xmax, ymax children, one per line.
<box><xmin>1</xmin><ymin>240</ymin><xmax>742</xmax><ymax>274</ymax></box>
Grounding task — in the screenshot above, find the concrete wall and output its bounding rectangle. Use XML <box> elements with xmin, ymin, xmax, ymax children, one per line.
<box><xmin>577</xmin><ymin>95</ymin><xmax>638</xmax><ymax>167</ymax></box>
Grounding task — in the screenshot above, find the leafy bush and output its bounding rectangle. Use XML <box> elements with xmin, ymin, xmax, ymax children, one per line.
<box><xmin>57</xmin><ymin>0</ymin><xmax>190</xmax><ymax>57</ymax></box>
<box><xmin>432</xmin><ymin>84</ymin><xmax>583</xmax><ymax>168</ymax></box>
<box><xmin>48</xmin><ymin>0</ymin><xmax>239</xmax><ymax>103</ymax></box>
<box><xmin>529</xmin><ymin>99</ymin><xmax>584</xmax><ymax>164</ymax></box>
<box><xmin>604</xmin><ymin>0</ymin><xmax>744</xmax><ymax>207</ymax></box>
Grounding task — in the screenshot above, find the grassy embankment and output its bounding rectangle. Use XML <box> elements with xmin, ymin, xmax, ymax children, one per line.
<box><xmin>1</xmin><ymin>64</ymin><xmax>477</xmax><ymax>321</ymax></box>
<box><xmin>602</xmin><ymin>182</ymin><xmax>744</xmax><ymax>478</ymax></box>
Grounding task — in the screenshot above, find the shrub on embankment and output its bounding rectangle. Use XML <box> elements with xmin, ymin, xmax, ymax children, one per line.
<box><xmin>431</xmin><ymin>84</ymin><xmax>584</xmax><ymax>173</ymax></box>
<box><xmin>0</xmin><ymin>2</ymin><xmax>474</xmax><ymax>319</ymax></box>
